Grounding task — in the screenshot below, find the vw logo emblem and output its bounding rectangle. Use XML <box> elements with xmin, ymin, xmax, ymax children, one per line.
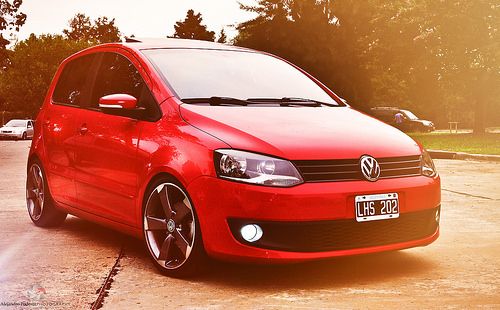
<box><xmin>360</xmin><ymin>155</ymin><xmax>381</xmax><ymax>182</ymax></box>
<box><xmin>167</xmin><ymin>219</ymin><xmax>176</xmax><ymax>233</ymax></box>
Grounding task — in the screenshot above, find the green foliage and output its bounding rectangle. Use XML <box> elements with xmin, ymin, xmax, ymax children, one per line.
<box><xmin>235</xmin><ymin>0</ymin><xmax>372</xmax><ymax>111</ymax></box>
<box><xmin>0</xmin><ymin>0</ymin><xmax>26</xmax><ymax>65</ymax></box>
<box><xmin>0</xmin><ymin>12</ymin><xmax>120</xmax><ymax>117</ymax></box>
<box><xmin>173</xmin><ymin>9</ymin><xmax>215</xmax><ymax>41</ymax></box>
<box><xmin>0</xmin><ymin>0</ymin><xmax>26</xmax><ymax>44</ymax></box>
<box><xmin>0</xmin><ymin>34</ymin><xmax>91</xmax><ymax>115</ymax></box>
<box><xmin>235</xmin><ymin>0</ymin><xmax>500</xmax><ymax>132</ymax></box>
<box><xmin>364</xmin><ymin>0</ymin><xmax>500</xmax><ymax>134</ymax></box>
<box><xmin>63</xmin><ymin>13</ymin><xmax>120</xmax><ymax>44</ymax></box>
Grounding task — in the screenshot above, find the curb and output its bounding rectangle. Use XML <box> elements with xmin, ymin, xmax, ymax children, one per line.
<box><xmin>429</xmin><ymin>150</ymin><xmax>500</xmax><ymax>162</ymax></box>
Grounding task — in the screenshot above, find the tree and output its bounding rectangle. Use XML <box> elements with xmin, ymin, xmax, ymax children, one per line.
<box><xmin>420</xmin><ymin>0</ymin><xmax>499</xmax><ymax>134</ymax></box>
<box><xmin>235</xmin><ymin>0</ymin><xmax>373</xmax><ymax>110</ymax></box>
<box><xmin>361</xmin><ymin>0</ymin><xmax>499</xmax><ymax>134</ymax></box>
<box><xmin>235</xmin><ymin>0</ymin><xmax>499</xmax><ymax>131</ymax></box>
<box><xmin>217</xmin><ymin>28</ymin><xmax>227</xmax><ymax>43</ymax></box>
<box><xmin>173</xmin><ymin>9</ymin><xmax>215</xmax><ymax>41</ymax></box>
<box><xmin>62</xmin><ymin>13</ymin><xmax>92</xmax><ymax>41</ymax></box>
<box><xmin>0</xmin><ymin>34</ymin><xmax>90</xmax><ymax>116</ymax></box>
<box><xmin>0</xmin><ymin>0</ymin><xmax>26</xmax><ymax>65</ymax></box>
<box><xmin>63</xmin><ymin>13</ymin><xmax>120</xmax><ymax>44</ymax></box>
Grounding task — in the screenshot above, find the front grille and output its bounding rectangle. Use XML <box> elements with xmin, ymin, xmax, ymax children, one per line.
<box><xmin>293</xmin><ymin>155</ymin><xmax>421</xmax><ymax>182</ymax></box>
<box><xmin>228</xmin><ymin>207</ymin><xmax>439</xmax><ymax>253</ymax></box>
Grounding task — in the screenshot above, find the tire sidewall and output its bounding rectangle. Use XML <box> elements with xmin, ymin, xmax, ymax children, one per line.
<box><xmin>26</xmin><ymin>160</ymin><xmax>46</xmax><ymax>223</ymax></box>
<box><xmin>26</xmin><ymin>159</ymin><xmax>66</xmax><ymax>226</ymax></box>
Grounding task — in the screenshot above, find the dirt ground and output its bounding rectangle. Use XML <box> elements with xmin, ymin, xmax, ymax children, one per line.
<box><xmin>0</xmin><ymin>140</ymin><xmax>499</xmax><ymax>309</ymax></box>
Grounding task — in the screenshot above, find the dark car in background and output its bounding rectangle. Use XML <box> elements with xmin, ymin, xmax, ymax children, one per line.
<box><xmin>371</xmin><ymin>107</ymin><xmax>435</xmax><ymax>132</ymax></box>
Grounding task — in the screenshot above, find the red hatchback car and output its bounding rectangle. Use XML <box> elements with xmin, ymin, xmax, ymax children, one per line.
<box><xmin>26</xmin><ymin>38</ymin><xmax>440</xmax><ymax>277</ymax></box>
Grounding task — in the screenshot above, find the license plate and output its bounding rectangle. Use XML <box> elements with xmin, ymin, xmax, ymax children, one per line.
<box><xmin>355</xmin><ymin>193</ymin><xmax>399</xmax><ymax>222</ymax></box>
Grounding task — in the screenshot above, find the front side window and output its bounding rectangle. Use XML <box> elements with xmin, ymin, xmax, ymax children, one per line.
<box><xmin>143</xmin><ymin>49</ymin><xmax>339</xmax><ymax>105</ymax></box>
<box><xmin>53</xmin><ymin>54</ymin><xmax>96</xmax><ymax>106</ymax></box>
<box><xmin>90</xmin><ymin>53</ymin><xmax>160</xmax><ymax>120</ymax></box>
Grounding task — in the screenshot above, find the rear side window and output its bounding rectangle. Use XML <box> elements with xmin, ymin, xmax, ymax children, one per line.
<box><xmin>90</xmin><ymin>53</ymin><xmax>160</xmax><ymax>121</ymax></box>
<box><xmin>52</xmin><ymin>54</ymin><xmax>96</xmax><ymax>106</ymax></box>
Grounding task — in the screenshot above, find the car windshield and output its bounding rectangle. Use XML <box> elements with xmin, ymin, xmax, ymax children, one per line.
<box><xmin>143</xmin><ymin>49</ymin><xmax>339</xmax><ymax>105</ymax></box>
<box><xmin>401</xmin><ymin>110</ymin><xmax>418</xmax><ymax>120</ymax></box>
<box><xmin>4</xmin><ymin>120</ymin><xmax>26</xmax><ymax>127</ymax></box>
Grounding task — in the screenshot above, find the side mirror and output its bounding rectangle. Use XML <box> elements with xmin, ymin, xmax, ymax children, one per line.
<box><xmin>99</xmin><ymin>94</ymin><xmax>137</xmax><ymax>110</ymax></box>
<box><xmin>99</xmin><ymin>94</ymin><xmax>145</xmax><ymax>119</ymax></box>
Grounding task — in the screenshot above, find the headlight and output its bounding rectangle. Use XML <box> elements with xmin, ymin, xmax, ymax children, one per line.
<box><xmin>421</xmin><ymin>149</ymin><xmax>437</xmax><ymax>177</ymax></box>
<box><xmin>214</xmin><ymin>149</ymin><xmax>303</xmax><ymax>187</ymax></box>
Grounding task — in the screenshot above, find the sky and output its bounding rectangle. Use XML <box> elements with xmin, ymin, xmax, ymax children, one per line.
<box><xmin>16</xmin><ymin>0</ymin><xmax>257</xmax><ymax>42</ymax></box>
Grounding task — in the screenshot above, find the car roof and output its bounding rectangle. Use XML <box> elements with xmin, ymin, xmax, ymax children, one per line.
<box><xmin>119</xmin><ymin>38</ymin><xmax>252</xmax><ymax>52</ymax></box>
<box><xmin>5</xmin><ymin>119</ymin><xmax>31</xmax><ymax>124</ymax></box>
<box><xmin>62</xmin><ymin>38</ymin><xmax>256</xmax><ymax>74</ymax></box>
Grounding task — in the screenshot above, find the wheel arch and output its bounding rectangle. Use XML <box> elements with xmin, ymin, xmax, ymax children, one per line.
<box><xmin>141</xmin><ymin>171</ymin><xmax>181</xmax><ymax>206</ymax></box>
<box><xmin>27</xmin><ymin>153</ymin><xmax>41</xmax><ymax>172</ymax></box>
<box><xmin>137</xmin><ymin>169</ymin><xmax>195</xmax><ymax>229</ymax></box>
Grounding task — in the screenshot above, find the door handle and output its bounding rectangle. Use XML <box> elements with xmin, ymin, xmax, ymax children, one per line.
<box><xmin>43</xmin><ymin>119</ymin><xmax>50</xmax><ymax>126</ymax></box>
<box><xmin>79</xmin><ymin>124</ymin><xmax>88</xmax><ymax>135</ymax></box>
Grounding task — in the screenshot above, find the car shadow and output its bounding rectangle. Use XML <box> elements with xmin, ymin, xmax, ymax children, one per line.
<box><xmin>57</xmin><ymin>216</ymin><xmax>129</xmax><ymax>250</ymax></box>
<box><xmin>197</xmin><ymin>251</ymin><xmax>435</xmax><ymax>290</ymax></box>
<box><xmin>59</xmin><ymin>216</ymin><xmax>437</xmax><ymax>290</ymax></box>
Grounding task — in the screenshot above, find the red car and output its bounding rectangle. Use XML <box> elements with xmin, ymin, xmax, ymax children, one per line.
<box><xmin>26</xmin><ymin>38</ymin><xmax>440</xmax><ymax>277</ymax></box>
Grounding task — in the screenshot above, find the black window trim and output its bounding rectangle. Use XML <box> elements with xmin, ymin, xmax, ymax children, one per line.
<box><xmin>51</xmin><ymin>53</ymin><xmax>99</xmax><ymax>108</ymax></box>
<box><xmin>51</xmin><ymin>49</ymin><xmax>163</xmax><ymax>122</ymax></box>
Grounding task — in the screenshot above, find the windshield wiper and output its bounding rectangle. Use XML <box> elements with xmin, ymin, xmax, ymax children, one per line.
<box><xmin>246</xmin><ymin>97</ymin><xmax>338</xmax><ymax>107</ymax></box>
<box><xmin>182</xmin><ymin>97</ymin><xmax>249</xmax><ymax>106</ymax></box>
<box><xmin>182</xmin><ymin>96</ymin><xmax>340</xmax><ymax>107</ymax></box>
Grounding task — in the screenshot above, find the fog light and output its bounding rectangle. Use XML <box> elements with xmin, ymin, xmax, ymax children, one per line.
<box><xmin>240</xmin><ymin>224</ymin><xmax>263</xmax><ymax>242</ymax></box>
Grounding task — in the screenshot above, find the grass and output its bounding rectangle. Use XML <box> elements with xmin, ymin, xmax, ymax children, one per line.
<box><xmin>408</xmin><ymin>132</ymin><xmax>500</xmax><ymax>155</ymax></box>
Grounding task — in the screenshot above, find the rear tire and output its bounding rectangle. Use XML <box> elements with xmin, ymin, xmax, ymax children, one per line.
<box><xmin>26</xmin><ymin>160</ymin><xmax>67</xmax><ymax>227</ymax></box>
<box><xmin>142</xmin><ymin>176</ymin><xmax>206</xmax><ymax>278</ymax></box>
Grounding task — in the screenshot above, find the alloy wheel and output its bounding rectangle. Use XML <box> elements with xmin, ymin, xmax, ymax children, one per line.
<box><xmin>144</xmin><ymin>183</ymin><xmax>195</xmax><ymax>270</ymax></box>
<box><xmin>26</xmin><ymin>164</ymin><xmax>45</xmax><ymax>221</ymax></box>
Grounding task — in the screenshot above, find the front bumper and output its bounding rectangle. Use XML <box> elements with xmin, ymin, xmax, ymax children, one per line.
<box><xmin>187</xmin><ymin>175</ymin><xmax>441</xmax><ymax>263</ymax></box>
<box><xmin>0</xmin><ymin>132</ymin><xmax>23</xmax><ymax>139</ymax></box>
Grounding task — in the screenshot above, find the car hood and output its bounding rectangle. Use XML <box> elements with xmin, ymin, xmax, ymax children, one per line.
<box><xmin>180</xmin><ymin>105</ymin><xmax>421</xmax><ymax>160</ymax></box>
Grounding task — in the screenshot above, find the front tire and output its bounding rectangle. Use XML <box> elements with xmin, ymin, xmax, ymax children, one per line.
<box><xmin>142</xmin><ymin>177</ymin><xmax>206</xmax><ymax>278</ymax></box>
<box><xmin>22</xmin><ymin>132</ymin><xmax>27</xmax><ymax>140</ymax></box>
<box><xmin>26</xmin><ymin>160</ymin><xmax>67</xmax><ymax>227</ymax></box>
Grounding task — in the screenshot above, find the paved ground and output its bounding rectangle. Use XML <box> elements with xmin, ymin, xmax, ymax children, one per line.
<box><xmin>0</xmin><ymin>140</ymin><xmax>499</xmax><ymax>309</ymax></box>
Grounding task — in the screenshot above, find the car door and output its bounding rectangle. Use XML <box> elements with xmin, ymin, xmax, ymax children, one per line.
<box><xmin>26</xmin><ymin>121</ymin><xmax>34</xmax><ymax>138</ymax></box>
<box><xmin>41</xmin><ymin>54</ymin><xmax>97</xmax><ymax>206</ymax></box>
<box><xmin>73</xmin><ymin>51</ymin><xmax>159</xmax><ymax>226</ymax></box>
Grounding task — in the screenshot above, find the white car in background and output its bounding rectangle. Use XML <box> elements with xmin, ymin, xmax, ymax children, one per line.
<box><xmin>0</xmin><ymin>119</ymin><xmax>34</xmax><ymax>140</ymax></box>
